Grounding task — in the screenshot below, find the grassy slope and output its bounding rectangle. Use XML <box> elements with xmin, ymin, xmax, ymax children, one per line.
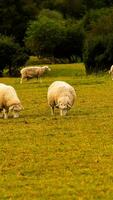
<box><xmin>0</xmin><ymin>63</ymin><xmax>113</xmax><ymax>199</ymax></box>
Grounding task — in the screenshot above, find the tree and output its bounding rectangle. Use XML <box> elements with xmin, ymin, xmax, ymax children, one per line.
<box><xmin>54</xmin><ymin>21</ymin><xmax>85</xmax><ymax>62</ymax></box>
<box><xmin>83</xmin><ymin>8</ymin><xmax>113</xmax><ymax>73</ymax></box>
<box><xmin>83</xmin><ymin>34</ymin><xmax>113</xmax><ymax>74</ymax></box>
<box><xmin>25</xmin><ymin>9</ymin><xmax>85</xmax><ymax>62</ymax></box>
<box><xmin>25</xmin><ymin>9</ymin><xmax>66</xmax><ymax>57</ymax></box>
<box><xmin>0</xmin><ymin>0</ymin><xmax>37</xmax><ymax>44</ymax></box>
<box><xmin>39</xmin><ymin>0</ymin><xmax>85</xmax><ymax>18</ymax></box>
<box><xmin>0</xmin><ymin>35</ymin><xmax>29</xmax><ymax>76</ymax></box>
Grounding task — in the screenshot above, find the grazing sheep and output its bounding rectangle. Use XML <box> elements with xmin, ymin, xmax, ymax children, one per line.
<box><xmin>109</xmin><ymin>65</ymin><xmax>113</xmax><ymax>80</ymax></box>
<box><xmin>20</xmin><ymin>65</ymin><xmax>51</xmax><ymax>84</ymax></box>
<box><xmin>47</xmin><ymin>81</ymin><xmax>76</xmax><ymax>116</ymax></box>
<box><xmin>0</xmin><ymin>83</ymin><xmax>23</xmax><ymax>119</ymax></box>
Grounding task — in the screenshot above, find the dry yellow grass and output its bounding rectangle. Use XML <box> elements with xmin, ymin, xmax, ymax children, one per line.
<box><xmin>0</xmin><ymin>63</ymin><xmax>113</xmax><ymax>199</ymax></box>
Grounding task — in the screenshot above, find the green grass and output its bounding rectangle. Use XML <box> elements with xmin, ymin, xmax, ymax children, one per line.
<box><xmin>0</xmin><ymin>63</ymin><xmax>113</xmax><ymax>199</ymax></box>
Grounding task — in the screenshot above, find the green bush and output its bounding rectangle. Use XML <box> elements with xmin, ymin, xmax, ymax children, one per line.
<box><xmin>83</xmin><ymin>8</ymin><xmax>113</xmax><ymax>74</ymax></box>
<box><xmin>25</xmin><ymin>9</ymin><xmax>66</xmax><ymax>57</ymax></box>
<box><xmin>83</xmin><ymin>34</ymin><xmax>113</xmax><ymax>74</ymax></box>
<box><xmin>25</xmin><ymin>9</ymin><xmax>85</xmax><ymax>62</ymax></box>
<box><xmin>54</xmin><ymin>21</ymin><xmax>85</xmax><ymax>62</ymax></box>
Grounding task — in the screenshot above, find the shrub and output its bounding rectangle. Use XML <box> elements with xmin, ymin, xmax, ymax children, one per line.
<box><xmin>83</xmin><ymin>8</ymin><xmax>113</xmax><ymax>74</ymax></box>
<box><xmin>25</xmin><ymin>9</ymin><xmax>85</xmax><ymax>62</ymax></box>
<box><xmin>83</xmin><ymin>34</ymin><xmax>113</xmax><ymax>74</ymax></box>
<box><xmin>25</xmin><ymin>9</ymin><xmax>66</xmax><ymax>57</ymax></box>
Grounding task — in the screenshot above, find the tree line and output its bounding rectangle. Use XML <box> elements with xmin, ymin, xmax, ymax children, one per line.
<box><xmin>0</xmin><ymin>0</ymin><xmax>113</xmax><ymax>76</ymax></box>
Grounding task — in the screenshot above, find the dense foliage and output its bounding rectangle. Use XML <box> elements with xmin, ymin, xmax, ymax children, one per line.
<box><xmin>0</xmin><ymin>0</ymin><xmax>37</xmax><ymax>44</ymax></box>
<box><xmin>0</xmin><ymin>35</ymin><xmax>29</xmax><ymax>76</ymax></box>
<box><xmin>0</xmin><ymin>0</ymin><xmax>113</xmax><ymax>75</ymax></box>
<box><xmin>83</xmin><ymin>8</ymin><xmax>113</xmax><ymax>73</ymax></box>
<box><xmin>25</xmin><ymin>9</ymin><xmax>85</xmax><ymax>62</ymax></box>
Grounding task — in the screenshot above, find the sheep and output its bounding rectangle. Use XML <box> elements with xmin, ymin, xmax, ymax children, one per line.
<box><xmin>47</xmin><ymin>81</ymin><xmax>76</xmax><ymax>116</ymax></box>
<box><xmin>0</xmin><ymin>83</ymin><xmax>23</xmax><ymax>119</ymax></box>
<box><xmin>20</xmin><ymin>65</ymin><xmax>51</xmax><ymax>84</ymax></box>
<box><xmin>109</xmin><ymin>65</ymin><xmax>113</xmax><ymax>80</ymax></box>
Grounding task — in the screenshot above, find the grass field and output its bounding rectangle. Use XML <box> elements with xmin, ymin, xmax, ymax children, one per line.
<box><xmin>0</xmin><ymin>63</ymin><xmax>113</xmax><ymax>200</ymax></box>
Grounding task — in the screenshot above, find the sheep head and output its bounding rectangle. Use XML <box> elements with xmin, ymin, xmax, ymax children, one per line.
<box><xmin>9</xmin><ymin>104</ymin><xmax>24</xmax><ymax>118</ymax></box>
<box><xmin>57</xmin><ymin>96</ymin><xmax>71</xmax><ymax>116</ymax></box>
<box><xmin>43</xmin><ymin>66</ymin><xmax>51</xmax><ymax>71</ymax></box>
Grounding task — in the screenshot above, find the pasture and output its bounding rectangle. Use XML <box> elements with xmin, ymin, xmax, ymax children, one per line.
<box><xmin>0</xmin><ymin>63</ymin><xmax>113</xmax><ymax>200</ymax></box>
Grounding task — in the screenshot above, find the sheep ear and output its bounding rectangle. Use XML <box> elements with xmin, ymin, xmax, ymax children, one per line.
<box><xmin>67</xmin><ymin>103</ymin><xmax>71</xmax><ymax>108</ymax></box>
<box><xmin>19</xmin><ymin>104</ymin><xmax>24</xmax><ymax>110</ymax></box>
<box><xmin>16</xmin><ymin>104</ymin><xmax>24</xmax><ymax>111</ymax></box>
<box><xmin>9</xmin><ymin>105</ymin><xmax>14</xmax><ymax>111</ymax></box>
<box><xmin>56</xmin><ymin>104</ymin><xmax>59</xmax><ymax>108</ymax></box>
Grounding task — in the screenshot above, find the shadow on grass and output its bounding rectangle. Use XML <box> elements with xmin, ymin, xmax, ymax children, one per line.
<box><xmin>0</xmin><ymin>108</ymin><xmax>99</xmax><ymax>125</ymax></box>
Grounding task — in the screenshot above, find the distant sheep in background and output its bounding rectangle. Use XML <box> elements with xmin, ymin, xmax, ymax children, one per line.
<box><xmin>20</xmin><ymin>65</ymin><xmax>51</xmax><ymax>84</ymax></box>
<box><xmin>109</xmin><ymin>65</ymin><xmax>113</xmax><ymax>80</ymax></box>
<box><xmin>0</xmin><ymin>83</ymin><xmax>23</xmax><ymax>119</ymax></box>
<box><xmin>47</xmin><ymin>81</ymin><xmax>76</xmax><ymax>116</ymax></box>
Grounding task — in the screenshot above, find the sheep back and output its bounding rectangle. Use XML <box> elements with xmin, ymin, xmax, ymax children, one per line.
<box><xmin>20</xmin><ymin>66</ymin><xmax>50</xmax><ymax>79</ymax></box>
<box><xmin>47</xmin><ymin>81</ymin><xmax>76</xmax><ymax>107</ymax></box>
<box><xmin>20</xmin><ymin>66</ymin><xmax>40</xmax><ymax>78</ymax></box>
<box><xmin>0</xmin><ymin>84</ymin><xmax>21</xmax><ymax>108</ymax></box>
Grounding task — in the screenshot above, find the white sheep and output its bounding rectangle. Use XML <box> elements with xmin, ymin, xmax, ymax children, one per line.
<box><xmin>109</xmin><ymin>65</ymin><xmax>113</xmax><ymax>80</ymax></box>
<box><xmin>0</xmin><ymin>83</ymin><xmax>23</xmax><ymax>119</ymax></box>
<box><xmin>20</xmin><ymin>65</ymin><xmax>51</xmax><ymax>84</ymax></box>
<box><xmin>47</xmin><ymin>81</ymin><xmax>76</xmax><ymax>116</ymax></box>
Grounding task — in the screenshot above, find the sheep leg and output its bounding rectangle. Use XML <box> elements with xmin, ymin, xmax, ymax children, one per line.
<box><xmin>20</xmin><ymin>77</ymin><xmax>23</xmax><ymax>84</ymax></box>
<box><xmin>27</xmin><ymin>77</ymin><xmax>30</xmax><ymax>81</ymax></box>
<box><xmin>0</xmin><ymin>109</ymin><xmax>4</xmax><ymax>118</ymax></box>
<box><xmin>60</xmin><ymin>109</ymin><xmax>63</xmax><ymax>116</ymax></box>
<box><xmin>51</xmin><ymin>106</ymin><xmax>54</xmax><ymax>115</ymax></box>
<box><xmin>112</xmin><ymin>74</ymin><xmax>113</xmax><ymax>80</ymax></box>
<box><xmin>3</xmin><ymin>109</ymin><xmax>8</xmax><ymax>119</ymax></box>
